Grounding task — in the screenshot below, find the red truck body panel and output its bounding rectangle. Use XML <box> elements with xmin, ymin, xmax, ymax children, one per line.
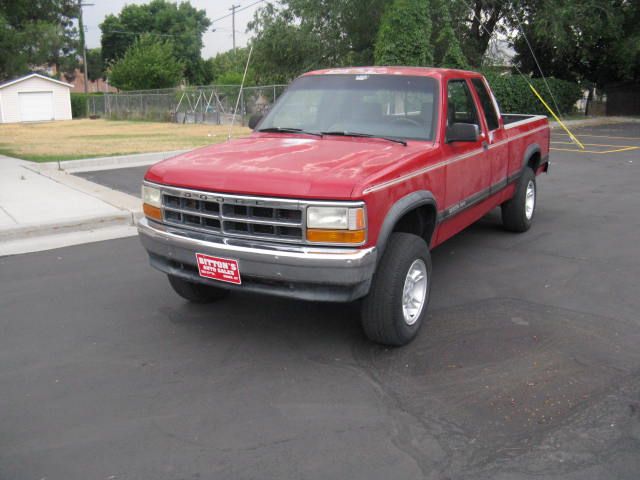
<box><xmin>145</xmin><ymin>67</ymin><xmax>550</xmax><ymax>251</ymax></box>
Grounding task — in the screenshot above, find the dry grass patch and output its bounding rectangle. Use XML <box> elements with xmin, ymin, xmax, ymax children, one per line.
<box><xmin>0</xmin><ymin>119</ymin><xmax>251</xmax><ymax>162</ymax></box>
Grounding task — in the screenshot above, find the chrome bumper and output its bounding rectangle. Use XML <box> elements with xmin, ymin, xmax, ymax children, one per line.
<box><xmin>138</xmin><ymin>218</ymin><xmax>377</xmax><ymax>302</ymax></box>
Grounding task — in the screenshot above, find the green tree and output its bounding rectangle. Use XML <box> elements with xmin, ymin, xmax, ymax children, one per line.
<box><xmin>207</xmin><ymin>47</ymin><xmax>255</xmax><ymax>85</ymax></box>
<box><xmin>374</xmin><ymin>0</ymin><xmax>433</xmax><ymax>66</ymax></box>
<box><xmin>511</xmin><ymin>0</ymin><xmax>640</xmax><ymax>88</ymax></box>
<box><xmin>247</xmin><ymin>0</ymin><xmax>390</xmax><ymax>83</ymax></box>
<box><xmin>86</xmin><ymin>48</ymin><xmax>104</xmax><ymax>81</ymax></box>
<box><xmin>0</xmin><ymin>0</ymin><xmax>79</xmax><ymax>81</ymax></box>
<box><xmin>432</xmin><ymin>0</ymin><xmax>469</xmax><ymax>69</ymax></box>
<box><xmin>248</xmin><ymin>4</ymin><xmax>322</xmax><ymax>84</ymax></box>
<box><xmin>450</xmin><ymin>0</ymin><xmax>507</xmax><ymax>68</ymax></box>
<box><xmin>108</xmin><ymin>34</ymin><xmax>184</xmax><ymax>90</ymax></box>
<box><xmin>100</xmin><ymin>0</ymin><xmax>210</xmax><ymax>84</ymax></box>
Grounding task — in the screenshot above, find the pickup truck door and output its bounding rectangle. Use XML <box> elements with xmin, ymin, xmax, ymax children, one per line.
<box><xmin>441</xmin><ymin>79</ymin><xmax>491</xmax><ymax>218</ymax></box>
<box><xmin>470</xmin><ymin>77</ymin><xmax>508</xmax><ymax>193</ymax></box>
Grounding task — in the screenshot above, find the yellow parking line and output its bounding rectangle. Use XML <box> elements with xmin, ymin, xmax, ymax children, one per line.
<box><xmin>603</xmin><ymin>146</ymin><xmax>639</xmax><ymax>153</ymax></box>
<box><xmin>553</xmin><ymin>133</ymin><xmax>640</xmax><ymax>141</ymax></box>
<box><xmin>551</xmin><ymin>146</ymin><xmax>639</xmax><ymax>154</ymax></box>
<box><xmin>552</xmin><ymin>141</ymin><xmax>639</xmax><ymax>148</ymax></box>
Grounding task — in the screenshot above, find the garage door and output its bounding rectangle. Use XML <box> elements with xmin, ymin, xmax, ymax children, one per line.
<box><xmin>18</xmin><ymin>91</ymin><xmax>54</xmax><ymax>122</ymax></box>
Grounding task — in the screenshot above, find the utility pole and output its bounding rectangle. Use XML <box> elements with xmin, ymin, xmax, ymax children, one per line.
<box><xmin>230</xmin><ymin>4</ymin><xmax>240</xmax><ymax>51</ymax></box>
<box><xmin>78</xmin><ymin>1</ymin><xmax>94</xmax><ymax>95</ymax></box>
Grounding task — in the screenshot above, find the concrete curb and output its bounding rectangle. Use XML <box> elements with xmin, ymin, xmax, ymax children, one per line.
<box><xmin>22</xmin><ymin>163</ymin><xmax>143</xmax><ymax>215</ymax></box>
<box><xmin>0</xmin><ymin>212</ymin><xmax>134</xmax><ymax>242</ymax></box>
<box><xmin>35</xmin><ymin>149</ymin><xmax>189</xmax><ymax>173</ymax></box>
<box><xmin>0</xmin><ymin>163</ymin><xmax>144</xmax><ymax>248</ymax></box>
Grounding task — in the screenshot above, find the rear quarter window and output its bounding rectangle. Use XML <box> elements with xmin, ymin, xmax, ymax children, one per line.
<box><xmin>471</xmin><ymin>78</ymin><xmax>500</xmax><ymax>131</ymax></box>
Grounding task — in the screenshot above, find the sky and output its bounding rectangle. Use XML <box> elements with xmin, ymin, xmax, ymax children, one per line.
<box><xmin>83</xmin><ymin>0</ymin><xmax>266</xmax><ymax>58</ymax></box>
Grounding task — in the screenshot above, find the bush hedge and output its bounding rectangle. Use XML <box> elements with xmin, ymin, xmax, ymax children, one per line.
<box><xmin>71</xmin><ymin>93</ymin><xmax>106</xmax><ymax>118</ymax></box>
<box><xmin>483</xmin><ymin>71</ymin><xmax>582</xmax><ymax>116</ymax></box>
<box><xmin>70</xmin><ymin>93</ymin><xmax>88</xmax><ymax>118</ymax></box>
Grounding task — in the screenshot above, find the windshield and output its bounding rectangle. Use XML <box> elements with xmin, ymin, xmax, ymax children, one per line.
<box><xmin>258</xmin><ymin>74</ymin><xmax>438</xmax><ymax>141</ymax></box>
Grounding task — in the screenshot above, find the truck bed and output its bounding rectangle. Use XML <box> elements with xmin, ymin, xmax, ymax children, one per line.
<box><xmin>502</xmin><ymin>114</ymin><xmax>546</xmax><ymax>127</ymax></box>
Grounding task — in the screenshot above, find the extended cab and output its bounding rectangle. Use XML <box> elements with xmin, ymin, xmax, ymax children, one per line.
<box><xmin>139</xmin><ymin>67</ymin><xmax>550</xmax><ymax>346</ymax></box>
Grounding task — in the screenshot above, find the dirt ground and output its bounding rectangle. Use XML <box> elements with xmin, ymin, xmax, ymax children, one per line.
<box><xmin>0</xmin><ymin>119</ymin><xmax>251</xmax><ymax>162</ymax></box>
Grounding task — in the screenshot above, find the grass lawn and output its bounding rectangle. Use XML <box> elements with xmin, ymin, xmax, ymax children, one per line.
<box><xmin>0</xmin><ymin>119</ymin><xmax>251</xmax><ymax>162</ymax></box>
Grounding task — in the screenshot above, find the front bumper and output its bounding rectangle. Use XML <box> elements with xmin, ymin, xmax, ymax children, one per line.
<box><xmin>138</xmin><ymin>217</ymin><xmax>377</xmax><ymax>302</ymax></box>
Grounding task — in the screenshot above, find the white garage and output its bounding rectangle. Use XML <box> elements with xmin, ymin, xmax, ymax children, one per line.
<box><xmin>0</xmin><ymin>73</ymin><xmax>72</xmax><ymax>123</ymax></box>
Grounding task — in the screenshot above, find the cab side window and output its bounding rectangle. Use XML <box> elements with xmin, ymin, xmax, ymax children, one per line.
<box><xmin>447</xmin><ymin>80</ymin><xmax>480</xmax><ymax>128</ymax></box>
<box><xmin>471</xmin><ymin>78</ymin><xmax>500</xmax><ymax>131</ymax></box>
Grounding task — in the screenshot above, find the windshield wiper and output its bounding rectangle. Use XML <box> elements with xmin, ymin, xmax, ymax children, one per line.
<box><xmin>320</xmin><ymin>131</ymin><xmax>407</xmax><ymax>146</ymax></box>
<box><xmin>257</xmin><ymin>127</ymin><xmax>323</xmax><ymax>137</ymax></box>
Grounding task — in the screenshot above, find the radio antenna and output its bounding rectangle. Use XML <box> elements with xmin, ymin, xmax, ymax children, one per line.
<box><xmin>228</xmin><ymin>44</ymin><xmax>254</xmax><ymax>141</ymax></box>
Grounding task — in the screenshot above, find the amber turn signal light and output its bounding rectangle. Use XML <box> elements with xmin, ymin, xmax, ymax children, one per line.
<box><xmin>306</xmin><ymin>229</ymin><xmax>366</xmax><ymax>244</ymax></box>
<box><xmin>143</xmin><ymin>203</ymin><xmax>162</xmax><ymax>222</ymax></box>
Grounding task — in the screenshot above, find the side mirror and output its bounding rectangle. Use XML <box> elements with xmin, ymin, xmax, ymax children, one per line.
<box><xmin>248</xmin><ymin>113</ymin><xmax>263</xmax><ymax>130</ymax></box>
<box><xmin>446</xmin><ymin>123</ymin><xmax>480</xmax><ymax>143</ymax></box>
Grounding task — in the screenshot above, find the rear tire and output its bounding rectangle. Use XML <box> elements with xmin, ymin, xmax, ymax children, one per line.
<box><xmin>360</xmin><ymin>233</ymin><xmax>432</xmax><ymax>347</ymax></box>
<box><xmin>168</xmin><ymin>275</ymin><xmax>229</xmax><ymax>303</ymax></box>
<box><xmin>502</xmin><ymin>167</ymin><xmax>536</xmax><ymax>232</ymax></box>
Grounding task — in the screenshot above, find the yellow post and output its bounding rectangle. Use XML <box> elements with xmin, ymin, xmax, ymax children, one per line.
<box><xmin>528</xmin><ymin>84</ymin><xmax>584</xmax><ymax>150</ymax></box>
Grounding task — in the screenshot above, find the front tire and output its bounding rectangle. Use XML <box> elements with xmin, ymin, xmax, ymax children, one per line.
<box><xmin>502</xmin><ymin>167</ymin><xmax>536</xmax><ymax>232</ymax></box>
<box><xmin>168</xmin><ymin>274</ymin><xmax>229</xmax><ymax>303</ymax></box>
<box><xmin>360</xmin><ymin>233</ymin><xmax>432</xmax><ymax>346</ymax></box>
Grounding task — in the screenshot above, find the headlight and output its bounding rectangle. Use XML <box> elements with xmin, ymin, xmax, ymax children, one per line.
<box><xmin>142</xmin><ymin>184</ymin><xmax>162</xmax><ymax>221</ymax></box>
<box><xmin>307</xmin><ymin>207</ymin><xmax>348</xmax><ymax>229</ymax></box>
<box><xmin>307</xmin><ymin>206</ymin><xmax>365</xmax><ymax>230</ymax></box>
<box><xmin>306</xmin><ymin>206</ymin><xmax>366</xmax><ymax>244</ymax></box>
<box><xmin>142</xmin><ymin>185</ymin><xmax>161</xmax><ymax>207</ymax></box>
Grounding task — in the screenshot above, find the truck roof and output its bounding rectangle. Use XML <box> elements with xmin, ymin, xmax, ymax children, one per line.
<box><xmin>302</xmin><ymin>66</ymin><xmax>483</xmax><ymax>80</ymax></box>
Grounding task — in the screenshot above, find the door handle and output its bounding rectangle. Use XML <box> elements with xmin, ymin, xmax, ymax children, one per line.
<box><xmin>482</xmin><ymin>141</ymin><xmax>489</xmax><ymax>151</ymax></box>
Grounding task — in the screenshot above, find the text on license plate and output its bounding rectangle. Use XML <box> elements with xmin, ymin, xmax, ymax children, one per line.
<box><xmin>195</xmin><ymin>253</ymin><xmax>241</xmax><ymax>285</ymax></box>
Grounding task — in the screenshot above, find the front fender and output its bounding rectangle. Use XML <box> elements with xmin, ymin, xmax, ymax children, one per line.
<box><xmin>375</xmin><ymin>190</ymin><xmax>437</xmax><ymax>258</ymax></box>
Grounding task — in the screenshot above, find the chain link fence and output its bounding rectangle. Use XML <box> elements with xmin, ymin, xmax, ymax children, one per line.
<box><xmin>87</xmin><ymin>84</ymin><xmax>288</xmax><ymax>124</ymax></box>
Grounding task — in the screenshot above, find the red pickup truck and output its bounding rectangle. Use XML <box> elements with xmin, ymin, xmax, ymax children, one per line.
<box><xmin>139</xmin><ymin>67</ymin><xmax>549</xmax><ymax>346</ymax></box>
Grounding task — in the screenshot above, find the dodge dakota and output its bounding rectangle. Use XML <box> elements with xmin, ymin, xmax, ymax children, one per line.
<box><xmin>139</xmin><ymin>67</ymin><xmax>550</xmax><ymax>346</ymax></box>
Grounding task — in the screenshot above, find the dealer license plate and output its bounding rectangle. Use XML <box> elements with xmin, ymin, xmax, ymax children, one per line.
<box><xmin>195</xmin><ymin>253</ymin><xmax>241</xmax><ymax>285</ymax></box>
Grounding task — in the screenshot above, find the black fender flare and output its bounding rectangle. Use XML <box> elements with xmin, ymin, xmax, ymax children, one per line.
<box><xmin>375</xmin><ymin>191</ymin><xmax>438</xmax><ymax>258</ymax></box>
<box><xmin>523</xmin><ymin>143</ymin><xmax>541</xmax><ymax>169</ymax></box>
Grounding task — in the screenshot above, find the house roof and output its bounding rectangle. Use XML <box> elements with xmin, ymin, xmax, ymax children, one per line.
<box><xmin>0</xmin><ymin>73</ymin><xmax>73</xmax><ymax>90</ymax></box>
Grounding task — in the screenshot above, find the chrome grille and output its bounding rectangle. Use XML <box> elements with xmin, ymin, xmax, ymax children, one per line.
<box><xmin>160</xmin><ymin>186</ymin><xmax>305</xmax><ymax>244</ymax></box>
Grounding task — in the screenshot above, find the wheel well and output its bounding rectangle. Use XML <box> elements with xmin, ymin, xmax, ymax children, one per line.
<box><xmin>391</xmin><ymin>204</ymin><xmax>437</xmax><ymax>246</ymax></box>
<box><xmin>527</xmin><ymin>151</ymin><xmax>541</xmax><ymax>171</ymax></box>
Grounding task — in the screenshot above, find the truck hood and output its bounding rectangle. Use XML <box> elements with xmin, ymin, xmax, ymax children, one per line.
<box><xmin>144</xmin><ymin>134</ymin><xmax>436</xmax><ymax>199</ymax></box>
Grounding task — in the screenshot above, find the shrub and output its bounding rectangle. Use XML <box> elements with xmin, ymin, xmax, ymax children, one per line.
<box><xmin>70</xmin><ymin>93</ymin><xmax>88</xmax><ymax>118</ymax></box>
<box><xmin>483</xmin><ymin>71</ymin><xmax>582</xmax><ymax>115</ymax></box>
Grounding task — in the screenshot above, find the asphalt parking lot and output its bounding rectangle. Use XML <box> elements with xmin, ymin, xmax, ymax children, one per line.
<box><xmin>3</xmin><ymin>122</ymin><xmax>640</xmax><ymax>479</ymax></box>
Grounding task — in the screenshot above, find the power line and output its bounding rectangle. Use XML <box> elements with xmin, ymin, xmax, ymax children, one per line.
<box><xmin>211</xmin><ymin>0</ymin><xmax>265</xmax><ymax>24</ymax></box>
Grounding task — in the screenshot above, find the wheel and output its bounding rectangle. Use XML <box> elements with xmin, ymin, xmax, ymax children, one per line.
<box><xmin>502</xmin><ymin>167</ymin><xmax>536</xmax><ymax>232</ymax></box>
<box><xmin>360</xmin><ymin>232</ymin><xmax>432</xmax><ymax>346</ymax></box>
<box><xmin>167</xmin><ymin>274</ymin><xmax>229</xmax><ymax>303</ymax></box>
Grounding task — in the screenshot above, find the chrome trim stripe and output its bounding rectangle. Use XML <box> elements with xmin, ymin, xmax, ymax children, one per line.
<box><xmin>363</xmin><ymin>124</ymin><xmax>549</xmax><ymax>194</ymax></box>
<box><xmin>362</xmin><ymin>148</ymin><xmax>485</xmax><ymax>194</ymax></box>
<box><xmin>504</xmin><ymin>115</ymin><xmax>547</xmax><ymax>130</ymax></box>
<box><xmin>488</xmin><ymin>125</ymin><xmax>548</xmax><ymax>148</ymax></box>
